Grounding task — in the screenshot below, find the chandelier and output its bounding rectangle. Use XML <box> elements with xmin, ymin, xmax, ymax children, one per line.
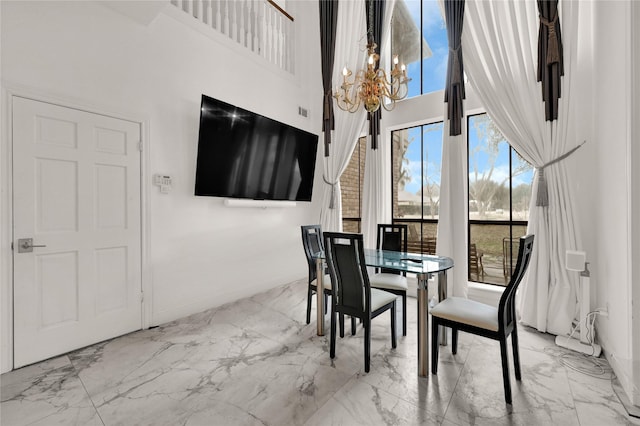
<box><xmin>333</xmin><ymin>41</ymin><xmax>411</xmax><ymax>114</ymax></box>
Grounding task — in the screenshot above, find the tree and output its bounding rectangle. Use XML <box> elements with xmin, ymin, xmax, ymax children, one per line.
<box><xmin>512</xmin><ymin>183</ymin><xmax>532</xmax><ymax>219</ymax></box>
<box><xmin>469</xmin><ymin>115</ymin><xmax>531</xmax><ymax>219</ymax></box>
<box><xmin>396</xmin><ymin>131</ymin><xmax>412</xmax><ymax>191</ymax></box>
<box><xmin>420</xmin><ymin>124</ymin><xmax>442</xmax><ymax>219</ymax></box>
<box><xmin>393</xmin><ymin>130</ymin><xmax>414</xmax><ymax>218</ymax></box>
<box><xmin>422</xmin><ymin>149</ymin><xmax>440</xmax><ymax>218</ymax></box>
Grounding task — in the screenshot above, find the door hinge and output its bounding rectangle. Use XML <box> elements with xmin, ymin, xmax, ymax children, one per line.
<box><xmin>11</xmin><ymin>241</ymin><xmax>14</xmax><ymax>251</ymax></box>
<box><xmin>141</xmin><ymin>291</ymin><xmax>144</xmax><ymax>303</ymax></box>
<box><xmin>138</xmin><ymin>141</ymin><xmax>143</xmax><ymax>152</ymax></box>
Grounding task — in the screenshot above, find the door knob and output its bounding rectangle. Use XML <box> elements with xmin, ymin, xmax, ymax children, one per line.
<box><xmin>17</xmin><ymin>238</ymin><xmax>46</xmax><ymax>253</ymax></box>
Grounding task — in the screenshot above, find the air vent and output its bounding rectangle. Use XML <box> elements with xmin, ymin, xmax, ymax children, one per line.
<box><xmin>298</xmin><ymin>106</ymin><xmax>308</xmax><ymax>118</ymax></box>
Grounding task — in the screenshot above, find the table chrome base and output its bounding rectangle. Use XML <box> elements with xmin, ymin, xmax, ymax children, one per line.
<box><xmin>317</xmin><ymin>254</ymin><xmax>451</xmax><ymax>378</ymax></box>
<box><xmin>416</xmin><ymin>271</ymin><xmax>448</xmax><ymax>377</ymax></box>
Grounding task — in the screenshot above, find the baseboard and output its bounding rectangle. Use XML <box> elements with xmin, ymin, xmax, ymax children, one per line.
<box><xmin>612</xmin><ymin>375</ymin><xmax>640</xmax><ymax>419</ymax></box>
<box><xmin>603</xmin><ymin>345</ymin><xmax>640</xmax><ymax>413</ymax></box>
<box><xmin>151</xmin><ymin>275</ymin><xmax>305</xmax><ymax>326</ymax></box>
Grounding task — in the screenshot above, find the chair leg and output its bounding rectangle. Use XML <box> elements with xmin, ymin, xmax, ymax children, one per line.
<box><xmin>402</xmin><ymin>293</ymin><xmax>407</xmax><ymax>337</ymax></box>
<box><xmin>339</xmin><ymin>314</ymin><xmax>345</xmax><ymax>338</ymax></box>
<box><xmin>500</xmin><ymin>338</ymin><xmax>512</xmax><ymax>404</ymax></box>
<box><xmin>512</xmin><ymin>326</ymin><xmax>522</xmax><ymax>380</ymax></box>
<box><xmin>452</xmin><ymin>328</ymin><xmax>458</xmax><ymax>355</ymax></box>
<box><xmin>306</xmin><ymin>287</ymin><xmax>312</xmax><ymax>324</ymax></box>
<box><xmin>431</xmin><ymin>318</ymin><xmax>439</xmax><ymax>374</ymax></box>
<box><xmin>351</xmin><ymin>316</ymin><xmax>356</xmax><ymax>335</ymax></box>
<box><xmin>330</xmin><ymin>308</ymin><xmax>337</xmax><ymax>359</ymax></box>
<box><xmin>390</xmin><ymin>302</ymin><xmax>397</xmax><ymax>349</ymax></box>
<box><xmin>364</xmin><ymin>319</ymin><xmax>371</xmax><ymax>373</ymax></box>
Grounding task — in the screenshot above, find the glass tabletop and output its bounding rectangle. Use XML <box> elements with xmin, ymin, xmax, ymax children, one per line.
<box><xmin>314</xmin><ymin>249</ymin><xmax>454</xmax><ymax>275</ymax></box>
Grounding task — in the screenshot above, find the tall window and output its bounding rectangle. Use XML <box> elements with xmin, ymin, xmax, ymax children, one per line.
<box><xmin>340</xmin><ymin>137</ymin><xmax>366</xmax><ymax>232</ymax></box>
<box><xmin>391</xmin><ymin>0</ymin><xmax>447</xmax><ymax>98</ymax></box>
<box><xmin>392</xmin><ymin>122</ymin><xmax>443</xmax><ymax>253</ymax></box>
<box><xmin>467</xmin><ymin>114</ymin><xmax>533</xmax><ymax>286</ymax></box>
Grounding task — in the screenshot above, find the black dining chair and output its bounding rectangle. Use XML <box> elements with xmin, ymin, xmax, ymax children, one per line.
<box><xmin>430</xmin><ymin>234</ymin><xmax>534</xmax><ymax>405</ymax></box>
<box><xmin>300</xmin><ymin>225</ymin><xmax>331</xmax><ymax>325</ymax></box>
<box><xmin>369</xmin><ymin>224</ymin><xmax>409</xmax><ymax>336</ymax></box>
<box><xmin>323</xmin><ymin>232</ymin><xmax>397</xmax><ymax>372</ymax></box>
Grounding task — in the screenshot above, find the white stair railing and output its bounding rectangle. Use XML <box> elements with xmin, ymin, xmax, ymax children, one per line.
<box><xmin>170</xmin><ymin>0</ymin><xmax>295</xmax><ymax>74</ymax></box>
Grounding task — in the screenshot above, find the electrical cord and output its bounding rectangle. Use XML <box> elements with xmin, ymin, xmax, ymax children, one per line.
<box><xmin>544</xmin><ymin>309</ymin><xmax>613</xmax><ymax>378</ymax></box>
<box><xmin>584</xmin><ymin>310</ymin><xmax>600</xmax><ymax>346</ymax></box>
<box><xmin>544</xmin><ymin>345</ymin><xmax>614</xmax><ymax>379</ymax></box>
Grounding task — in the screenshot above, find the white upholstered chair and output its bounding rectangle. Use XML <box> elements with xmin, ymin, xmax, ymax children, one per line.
<box><xmin>430</xmin><ymin>234</ymin><xmax>534</xmax><ymax>405</ymax></box>
<box><xmin>323</xmin><ymin>232</ymin><xmax>397</xmax><ymax>372</ymax></box>
<box><xmin>369</xmin><ymin>224</ymin><xmax>409</xmax><ymax>336</ymax></box>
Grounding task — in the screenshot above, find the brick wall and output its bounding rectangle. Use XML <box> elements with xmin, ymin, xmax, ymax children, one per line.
<box><xmin>391</xmin><ymin>130</ymin><xmax>406</xmax><ymax>218</ymax></box>
<box><xmin>340</xmin><ymin>137</ymin><xmax>366</xmax><ymax>221</ymax></box>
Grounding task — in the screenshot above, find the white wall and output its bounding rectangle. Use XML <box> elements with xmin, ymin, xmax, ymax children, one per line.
<box><xmin>0</xmin><ymin>0</ymin><xmax>323</xmax><ymax>372</ymax></box>
<box><xmin>630</xmin><ymin>0</ymin><xmax>640</xmax><ymax>407</ymax></box>
<box><xmin>591</xmin><ymin>0</ymin><xmax>639</xmax><ymax>404</ymax></box>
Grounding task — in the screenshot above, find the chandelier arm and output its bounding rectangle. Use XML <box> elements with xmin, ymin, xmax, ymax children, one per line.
<box><xmin>332</xmin><ymin>21</ymin><xmax>411</xmax><ymax>115</ymax></box>
<box><xmin>382</xmin><ymin>100</ymin><xmax>396</xmax><ymax>112</ymax></box>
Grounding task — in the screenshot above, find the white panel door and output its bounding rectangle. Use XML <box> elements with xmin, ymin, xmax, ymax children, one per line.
<box><xmin>12</xmin><ymin>97</ymin><xmax>142</xmax><ymax>368</ymax></box>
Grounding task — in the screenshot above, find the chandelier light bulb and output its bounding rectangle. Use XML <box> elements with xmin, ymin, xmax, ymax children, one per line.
<box><xmin>333</xmin><ymin>42</ymin><xmax>411</xmax><ymax>114</ymax></box>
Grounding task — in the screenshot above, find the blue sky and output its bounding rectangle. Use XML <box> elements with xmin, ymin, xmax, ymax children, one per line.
<box><xmin>401</xmin><ymin>123</ymin><xmax>443</xmax><ymax>194</ymax></box>
<box><xmin>401</xmin><ymin>116</ymin><xmax>534</xmax><ymax>195</ymax></box>
<box><xmin>395</xmin><ymin>1</ymin><xmax>447</xmax><ymax>195</ymax></box>
<box><xmin>399</xmin><ymin>0</ymin><xmax>449</xmax><ymax>97</ymax></box>
<box><xmin>395</xmin><ymin>1</ymin><xmax>534</xmax><ymax>196</ymax></box>
<box><xmin>468</xmin><ymin>116</ymin><xmax>534</xmax><ymax>188</ymax></box>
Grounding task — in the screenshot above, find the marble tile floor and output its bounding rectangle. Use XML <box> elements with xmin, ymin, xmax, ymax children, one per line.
<box><xmin>2</xmin><ymin>279</ymin><xmax>639</xmax><ymax>426</ymax></box>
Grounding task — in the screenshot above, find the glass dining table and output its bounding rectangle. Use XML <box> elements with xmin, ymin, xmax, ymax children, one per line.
<box><xmin>314</xmin><ymin>248</ymin><xmax>454</xmax><ymax>377</ymax></box>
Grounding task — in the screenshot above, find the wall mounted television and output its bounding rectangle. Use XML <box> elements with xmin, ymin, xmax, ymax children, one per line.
<box><xmin>194</xmin><ymin>95</ymin><xmax>318</xmax><ymax>202</ymax></box>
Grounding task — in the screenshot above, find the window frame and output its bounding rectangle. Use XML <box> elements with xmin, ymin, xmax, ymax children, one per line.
<box><xmin>390</xmin><ymin>120</ymin><xmax>443</xmax><ymax>254</ymax></box>
<box><xmin>391</xmin><ymin>0</ymin><xmax>448</xmax><ymax>99</ymax></box>
<box><xmin>466</xmin><ymin>112</ymin><xmax>530</xmax><ymax>286</ymax></box>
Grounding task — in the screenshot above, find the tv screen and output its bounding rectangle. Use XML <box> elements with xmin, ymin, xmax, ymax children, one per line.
<box><xmin>195</xmin><ymin>95</ymin><xmax>318</xmax><ymax>201</ymax></box>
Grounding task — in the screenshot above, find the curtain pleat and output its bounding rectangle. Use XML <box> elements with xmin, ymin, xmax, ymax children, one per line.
<box><xmin>437</xmin><ymin>0</ymin><xmax>468</xmax><ymax>298</ymax></box>
<box><xmin>436</xmin><ymin>117</ymin><xmax>469</xmax><ymax>298</ymax></box>
<box><xmin>462</xmin><ymin>0</ymin><xmax>581</xmax><ymax>335</ymax></box>
<box><xmin>443</xmin><ymin>0</ymin><xmax>465</xmax><ymax>137</ymax></box>
<box><xmin>537</xmin><ymin>0</ymin><xmax>564</xmax><ymax>121</ymax></box>
<box><xmin>320</xmin><ymin>1</ymin><xmax>368</xmax><ymax>232</ymax></box>
<box><xmin>319</xmin><ymin>0</ymin><xmax>338</xmax><ymax>157</ymax></box>
<box><xmin>366</xmin><ymin>0</ymin><xmax>385</xmax><ymax>150</ymax></box>
<box><xmin>361</xmin><ymin>0</ymin><xmax>396</xmax><ymax>249</ymax></box>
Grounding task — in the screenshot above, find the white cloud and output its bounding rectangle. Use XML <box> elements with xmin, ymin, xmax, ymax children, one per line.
<box><xmin>400</xmin><ymin>159</ymin><xmax>442</xmax><ymax>193</ymax></box>
<box><xmin>422</xmin><ymin>0</ymin><xmax>445</xmax><ymax>34</ymax></box>
<box><xmin>403</xmin><ymin>159</ymin><xmax>422</xmax><ymax>193</ymax></box>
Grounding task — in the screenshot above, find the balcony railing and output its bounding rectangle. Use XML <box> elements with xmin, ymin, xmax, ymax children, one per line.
<box><xmin>169</xmin><ymin>0</ymin><xmax>295</xmax><ymax>74</ymax></box>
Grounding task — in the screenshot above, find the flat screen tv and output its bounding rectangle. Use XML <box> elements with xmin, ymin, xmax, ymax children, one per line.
<box><xmin>195</xmin><ymin>95</ymin><xmax>318</xmax><ymax>202</ymax></box>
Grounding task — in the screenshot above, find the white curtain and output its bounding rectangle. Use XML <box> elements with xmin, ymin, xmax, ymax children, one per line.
<box><xmin>361</xmin><ymin>0</ymin><xmax>395</xmax><ymax>249</ymax></box>
<box><xmin>436</xmin><ymin>116</ymin><xmax>469</xmax><ymax>298</ymax></box>
<box><xmin>463</xmin><ymin>0</ymin><xmax>581</xmax><ymax>335</ymax></box>
<box><xmin>320</xmin><ymin>0</ymin><xmax>368</xmax><ymax>232</ymax></box>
